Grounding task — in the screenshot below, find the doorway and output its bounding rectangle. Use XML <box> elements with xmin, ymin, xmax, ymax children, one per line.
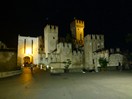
<box><xmin>23</xmin><ymin>56</ymin><xmax>31</xmax><ymax>67</ymax></box>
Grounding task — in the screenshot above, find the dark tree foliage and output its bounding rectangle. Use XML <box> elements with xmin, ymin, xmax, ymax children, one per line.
<box><xmin>125</xmin><ymin>33</ymin><xmax>132</xmax><ymax>51</ymax></box>
<box><xmin>99</xmin><ymin>57</ymin><xmax>108</xmax><ymax>68</ymax></box>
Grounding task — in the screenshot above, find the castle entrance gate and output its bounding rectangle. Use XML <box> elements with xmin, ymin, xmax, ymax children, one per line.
<box><xmin>23</xmin><ymin>56</ymin><xmax>31</xmax><ymax>67</ymax></box>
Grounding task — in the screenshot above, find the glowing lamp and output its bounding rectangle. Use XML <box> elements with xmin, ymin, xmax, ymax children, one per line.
<box><xmin>26</xmin><ymin>48</ymin><xmax>31</xmax><ymax>54</ymax></box>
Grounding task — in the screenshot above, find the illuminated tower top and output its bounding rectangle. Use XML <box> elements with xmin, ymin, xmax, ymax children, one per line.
<box><xmin>70</xmin><ymin>19</ymin><xmax>85</xmax><ymax>46</ymax></box>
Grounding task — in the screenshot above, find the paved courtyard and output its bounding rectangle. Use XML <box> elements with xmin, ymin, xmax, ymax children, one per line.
<box><xmin>0</xmin><ymin>67</ymin><xmax>132</xmax><ymax>99</ymax></box>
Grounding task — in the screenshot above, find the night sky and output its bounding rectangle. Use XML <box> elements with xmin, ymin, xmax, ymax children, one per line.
<box><xmin>0</xmin><ymin>0</ymin><xmax>132</xmax><ymax>49</ymax></box>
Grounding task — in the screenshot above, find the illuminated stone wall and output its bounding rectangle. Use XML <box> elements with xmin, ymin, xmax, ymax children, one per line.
<box><xmin>70</xmin><ymin>19</ymin><xmax>85</xmax><ymax>45</ymax></box>
<box><xmin>108</xmin><ymin>48</ymin><xmax>124</xmax><ymax>66</ymax></box>
<box><xmin>17</xmin><ymin>35</ymin><xmax>39</xmax><ymax>66</ymax></box>
<box><xmin>109</xmin><ymin>54</ymin><xmax>123</xmax><ymax>66</ymax></box>
<box><xmin>94</xmin><ymin>48</ymin><xmax>124</xmax><ymax>67</ymax></box>
<box><xmin>57</xmin><ymin>42</ymin><xmax>72</xmax><ymax>68</ymax></box>
<box><xmin>47</xmin><ymin>42</ymin><xmax>83</xmax><ymax>70</ymax></box>
<box><xmin>84</xmin><ymin>35</ymin><xmax>124</xmax><ymax>70</ymax></box>
<box><xmin>94</xmin><ymin>50</ymin><xmax>109</xmax><ymax>67</ymax></box>
<box><xmin>44</xmin><ymin>25</ymin><xmax>58</xmax><ymax>57</ymax></box>
<box><xmin>84</xmin><ymin>34</ymin><xmax>104</xmax><ymax>69</ymax></box>
<box><xmin>16</xmin><ymin>19</ymin><xmax>124</xmax><ymax>72</ymax></box>
<box><xmin>72</xmin><ymin>50</ymin><xmax>83</xmax><ymax>69</ymax></box>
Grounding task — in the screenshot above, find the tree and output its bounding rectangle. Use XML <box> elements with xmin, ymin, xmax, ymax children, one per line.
<box><xmin>125</xmin><ymin>33</ymin><xmax>132</xmax><ymax>69</ymax></box>
<box><xmin>63</xmin><ymin>59</ymin><xmax>71</xmax><ymax>73</ymax></box>
<box><xmin>125</xmin><ymin>52</ymin><xmax>132</xmax><ymax>70</ymax></box>
<box><xmin>99</xmin><ymin>57</ymin><xmax>108</xmax><ymax>70</ymax></box>
<box><xmin>125</xmin><ymin>33</ymin><xmax>132</xmax><ymax>51</ymax></box>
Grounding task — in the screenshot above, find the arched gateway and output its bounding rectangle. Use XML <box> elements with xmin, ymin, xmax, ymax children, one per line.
<box><xmin>23</xmin><ymin>56</ymin><xmax>33</xmax><ymax>67</ymax></box>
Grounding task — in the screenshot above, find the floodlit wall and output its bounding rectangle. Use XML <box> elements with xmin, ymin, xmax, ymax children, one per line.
<box><xmin>17</xmin><ymin>35</ymin><xmax>39</xmax><ymax>66</ymax></box>
<box><xmin>84</xmin><ymin>34</ymin><xmax>104</xmax><ymax>69</ymax></box>
<box><xmin>44</xmin><ymin>25</ymin><xmax>58</xmax><ymax>57</ymax></box>
<box><xmin>70</xmin><ymin>19</ymin><xmax>85</xmax><ymax>45</ymax></box>
<box><xmin>108</xmin><ymin>54</ymin><xmax>123</xmax><ymax>66</ymax></box>
<box><xmin>47</xmin><ymin>42</ymin><xmax>83</xmax><ymax>70</ymax></box>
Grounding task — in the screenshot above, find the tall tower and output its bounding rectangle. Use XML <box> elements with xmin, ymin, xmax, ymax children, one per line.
<box><xmin>44</xmin><ymin>25</ymin><xmax>58</xmax><ymax>57</ymax></box>
<box><xmin>84</xmin><ymin>34</ymin><xmax>104</xmax><ymax>70</ymax></box>
<box><xmin>70</xmin><ymin>19</ymin><xmax>85</xmax><ymax>46</ymax></box>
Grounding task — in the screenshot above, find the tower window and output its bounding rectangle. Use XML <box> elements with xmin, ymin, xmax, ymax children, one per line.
<box><xmin>53</xmin><ymin>37</ymin><xmax>55</xmax><ymax>39</ymax></box>
<box><xmin>97</xmin><ymin>43</ymin><xmax>100</xmax><ymax>48</ymax></box>
<box><xmin>80</xmin><ymin>34</ymin><xmax>82</xmax><ymax>40</ymax></box>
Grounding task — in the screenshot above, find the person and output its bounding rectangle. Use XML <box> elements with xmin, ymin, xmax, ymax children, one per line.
<box><xmin>30</xmin><ymin>62</ymin><xmax>34</xmax><ymax>72</ymax></box>
<box><xmin>119</xmin><ymin>62</ymin><xmax>122</xmax><ymax>71</ymax></box>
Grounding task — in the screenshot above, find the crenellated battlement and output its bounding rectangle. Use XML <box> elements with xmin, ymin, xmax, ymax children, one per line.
<box><xmin>75</xmin><ymin>19</ymin><xmax>84</xmax><ymax>27</ymax></box>
<box><xmin>84</xmin><ymin>34</ymin><xmax>104</xmax><ymax>41</ymax></box>
<box><xmin>70</xmin><ymin>19</ymin><xmax>85</xmax><ymax>27</ymax></box>
<box><xmin>75</xmin><ymin>19</ymin><xmax>84</xmax><ymax>24</ymax></box>
<box><xmin>57</xmin><ymin>42</ymin><xmax>72</xmax><ymax>49</ymax></box>
<box><xmin>100</xmin><ymin>35</ymin><xmax>104</xmax><ymax>40</ymax></box>
<box><xmin>110</xmin><ymin>48</ymin><xmax>114</xmax><ymax>53</ymax></box>
<box><xmin>102</xmin><ymin>50</ymin><xmax>109</xmax><ymax>54</ymax></box>
<box><xmin>116</xmin><ymin>48</ymin><xmax>120</xmax><ymax>52</ymax></box>
<box><xmin>92</xmin><ymin>35</ymin><xmax>96</xmax><ymax>39</ymax></box>
<box><xmin>44</xmin><ymin>24</ymin><xmax>58</xmax><ymax>33</ymax></box>
<box><xmin>72</xmin><ymin>50</ymin><xmax>83</xmax><ymax>56</ymax></box>
<box><xmin>109</xmin><ymin>48</ymin><xmax>120</xmax><ymax>53</ymax></box>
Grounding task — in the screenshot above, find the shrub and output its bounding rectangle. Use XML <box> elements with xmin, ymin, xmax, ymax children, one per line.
<box><xmin>99</xmin><ymin>57</ymin><xmax>108</xmax><ymax>68</ymax></box>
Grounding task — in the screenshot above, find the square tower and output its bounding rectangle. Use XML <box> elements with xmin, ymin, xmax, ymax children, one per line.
<box><xmin>70</xmin><ymin>19</ymin><xmax>85</xmax><ymax>46</ymax></box>
<box><xmin>44</xmin><ymin>25</ymin><xmax>58</xmax><ymax>57</ymax></box>
<box><xmin>84</xmin><ymin>34</ymin><xmax>104</xmax><ymax>69</ymax></box>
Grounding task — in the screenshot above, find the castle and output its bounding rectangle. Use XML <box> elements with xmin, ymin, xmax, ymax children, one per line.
<box><xmin>17</xmin><ymin>19</ymin><xmax>124</xmax><ymax>73</ymax></box>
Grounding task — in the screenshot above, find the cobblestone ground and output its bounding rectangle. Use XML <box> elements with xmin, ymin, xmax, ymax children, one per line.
<box><xmin>0</xmin><ymin>67</ymin><xmax>132</xmax><ymax>99</ymax></box>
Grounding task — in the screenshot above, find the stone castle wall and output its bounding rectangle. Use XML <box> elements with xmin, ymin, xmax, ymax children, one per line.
<box><xmin>0</xmin><ymin>50</ymin><xmax>18</xmax><ymax>72</ymax></box>
<box><xmin>44</xmin><ymin>25</ymin><xmax>58</xmax><ymax>57</ymax></box>
<box><xmin>84</xmin><ymin>34</ymin><xmax>104</xmax><ymax>69</ymax></box>
<box><xmin>17</xmin><ymin>19</ymin><xmax>125</xmax><ymax>73</ymax></box>
<box><xmin>43</xmin><ymin>42</ymin><xmax>84</xmax><ymax>70</ymax></box>
<box><xmin>17</xmin><ymin>35</ymin><xmax>39</xmax><ymax>66</ymax></box>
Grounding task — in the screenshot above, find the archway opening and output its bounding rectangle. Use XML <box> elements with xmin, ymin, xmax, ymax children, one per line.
<box><xmin>23</xmin><ymin>56</ymin><xmax>31</xmax><ymax>67</ymax></box>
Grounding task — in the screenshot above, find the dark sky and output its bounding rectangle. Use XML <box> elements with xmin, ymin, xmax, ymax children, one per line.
<box><xmin>0</xmin><ymin>0</ymin><xmax>132</xmax><ymax>49</ymax></box>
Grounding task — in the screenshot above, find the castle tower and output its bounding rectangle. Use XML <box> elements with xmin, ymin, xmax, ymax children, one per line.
<box><xmin>70</xmin><ymin>19</ymin><xmax>85</xmax><ymax>46</ymax></box>
<box><xmin>84</xmin><ymin>34</ymin><xmax>104</xmax><ymax>70</ymax></box>
<box><xmin>44</xmin><ymin>25</ymin><xmax>58</xmax><ymax>57</ymax></box>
